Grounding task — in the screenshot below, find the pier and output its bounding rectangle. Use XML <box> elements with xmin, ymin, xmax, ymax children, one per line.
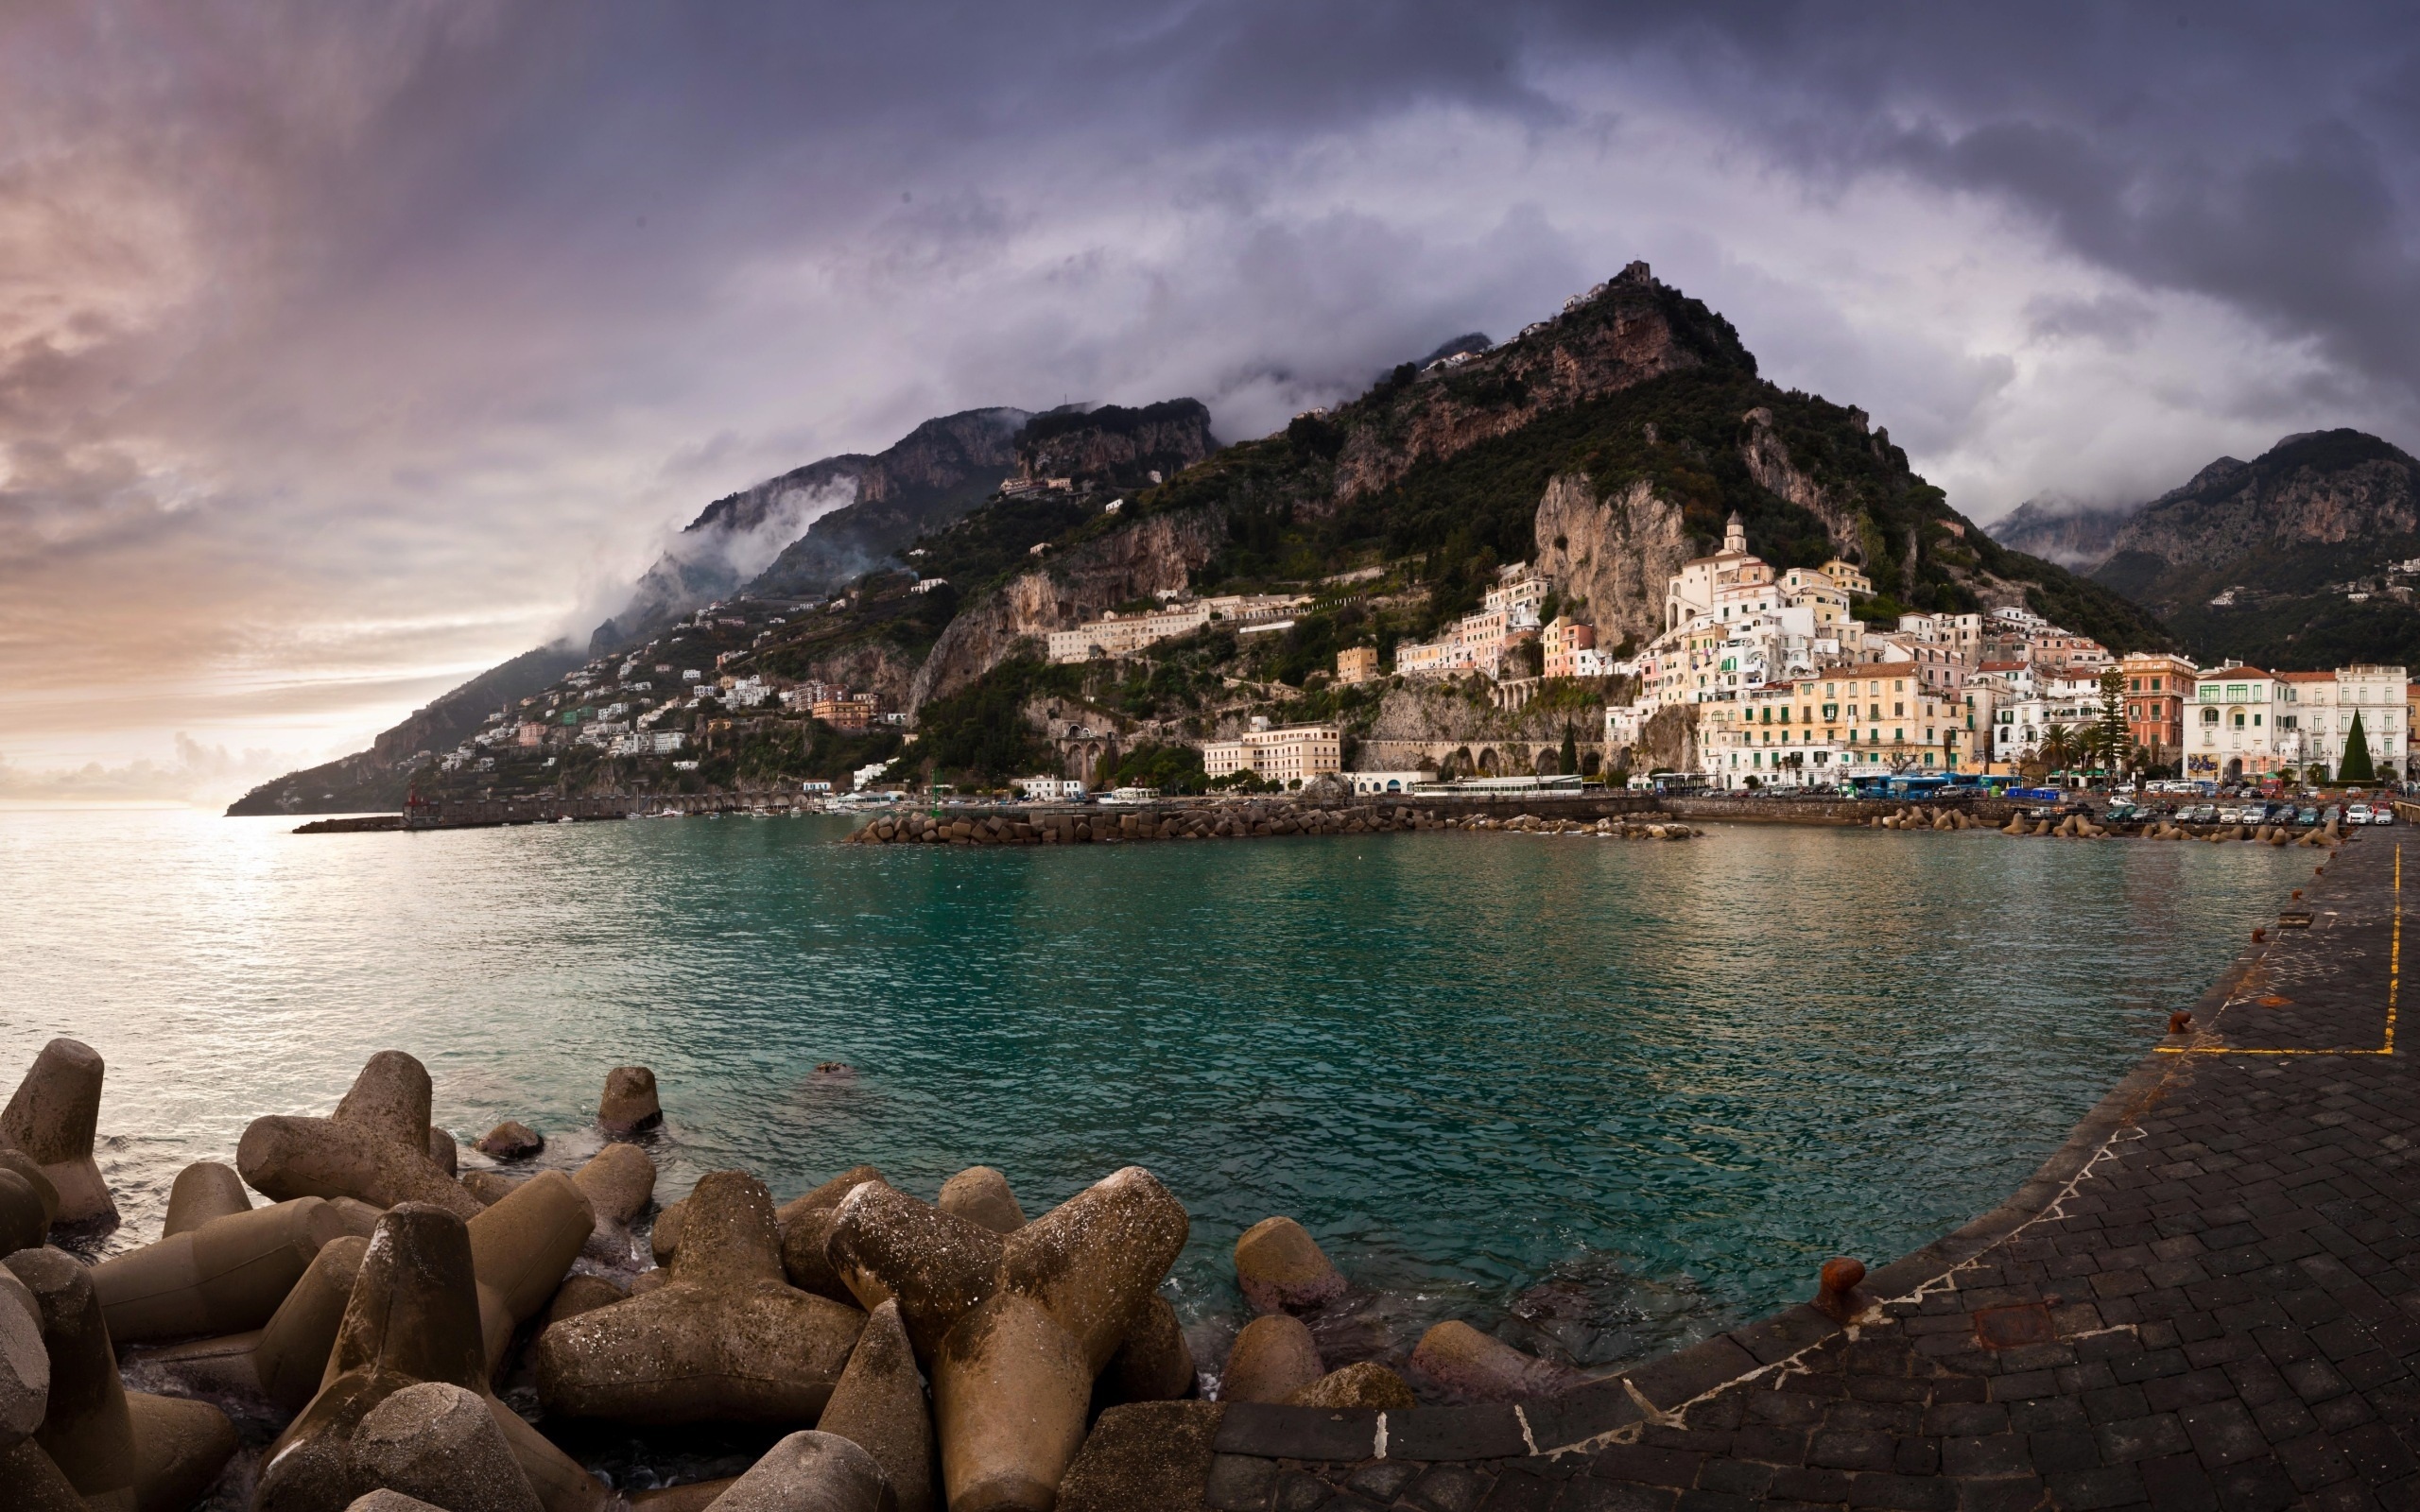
<box><xmin>1071</xmin><ymin>833</ymin><xmax>2420</xmax><ymax>1509</ymax></box>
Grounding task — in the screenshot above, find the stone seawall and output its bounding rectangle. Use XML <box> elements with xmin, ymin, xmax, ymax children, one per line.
<box><xmin>1666</xmin><ymin>795</ymin><xmax>2030</xmax><ymax>826</ymax></box>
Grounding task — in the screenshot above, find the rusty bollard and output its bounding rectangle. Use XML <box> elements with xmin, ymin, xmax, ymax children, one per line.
<box><xmin>2169</xmin><ymin>1010</ymin><xmax>2194</xmax><ymax>1035</ymax></box>
<box><xmin>1814</xmin><ymin>1257</ymin><xmax>1866</xmax><ymax>1322</ymax></box>
<box><xmin>2253</xmin><ymin>927</ymin><xmax>2266</xmax><ymax>943</ymax></box>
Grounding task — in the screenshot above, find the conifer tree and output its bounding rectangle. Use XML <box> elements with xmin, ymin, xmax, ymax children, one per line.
<box><xmin>1560</xmin><ymin>722</ymin><xmax>1579</xmax><ymax>776</ymax></box>
<box><xmin>2340</xmin><ymin>712</ymin><xmax>2376</xmax><ymax>783</ymax></box>
<box><xmin>2094</xmin><ymin>667</ymin><xmax>2131</xmax><ymax>773</ymax></box>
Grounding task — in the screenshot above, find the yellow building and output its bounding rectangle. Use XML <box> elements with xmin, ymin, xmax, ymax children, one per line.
<box><xmin>1336</xmin><ymin>646</ymin><xmax>1379</xmax><ymax>685</ymax></box>
<box><xmin>1202</xmin><ymin>724</ymin><xmax>1342</xmax><ymax>783</ymax></box>
<box><xmin>1702</xmin><ymin>663</ymin><xmax>1959</xmax><ymax>788</ymax></box>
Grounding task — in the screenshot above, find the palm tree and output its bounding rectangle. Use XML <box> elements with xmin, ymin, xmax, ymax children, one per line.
<box><xmin>2039</xmin><ymin>723</ymin><xmax>2079</xmax><ymax>777</ymax></box>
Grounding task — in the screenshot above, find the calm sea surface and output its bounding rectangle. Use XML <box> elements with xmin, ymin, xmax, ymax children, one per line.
<box><xmin>0</xmin><ymin>806</ymin><xmax>2309</xmax><ymax>1378</ymax></box>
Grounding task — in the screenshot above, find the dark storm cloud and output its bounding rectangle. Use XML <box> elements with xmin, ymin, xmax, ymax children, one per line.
<box><xmin>5</xmin><ymin>1</ymin><xmax>2417</xmax><ymax>778</ymax></box>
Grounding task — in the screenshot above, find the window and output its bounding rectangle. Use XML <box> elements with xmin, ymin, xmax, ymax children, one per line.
<box><xmin>2203</xmin><ymin>708</ymin><xmax>2220</xmax><ymax>725</ymax></box>
<box><xmin>2233</xmin><ymin>713</ymin><xmax>2245</xmax><ymax>728</ymax></box>
<box><xmin>1893</xmin><ymin>702</ymin><xmax>1905</xmax><ymax>716</ymax></box>
<box><xmin>2152</xmin><ymin>678</ymin><xmax>2163</xmax><ymax>692</ymax></box>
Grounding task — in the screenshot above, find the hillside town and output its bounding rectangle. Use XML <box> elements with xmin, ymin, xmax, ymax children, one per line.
<box><xmin>408</xmin><ymin>508</ymin><xmax>2416</xmax><ymax>805</ymax></box>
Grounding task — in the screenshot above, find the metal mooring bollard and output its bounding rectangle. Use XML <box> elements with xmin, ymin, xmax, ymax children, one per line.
<box><xmin>2252</xmin><ymin>927</ymin><xmax>2266</xmax><ymax>942</ymax></box>
<box><xmin>2169</xmin><ymin>1010</ymin><xmax>2194</xmax><ymax>1035</ymax></box>
<box><xmin>1816</xmin><ymin>1257</ymin><xmax>1867</xmax><ymax>1321</ymax></box>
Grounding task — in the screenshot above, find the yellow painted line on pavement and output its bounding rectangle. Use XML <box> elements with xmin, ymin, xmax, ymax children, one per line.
<box><xmin>2157</xmin><ymin>842</ymin><xmax>2397</xmax><ymax>1057</ymax></box>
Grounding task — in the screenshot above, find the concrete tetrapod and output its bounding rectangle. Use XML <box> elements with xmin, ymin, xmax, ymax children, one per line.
<box><xmin>475</xmin><ymin>1124</ymin><xmax>543</xmax><ymax>1160</ymax></box>
<box><xmin>92</xmin><ymin>1196</ymin><xmax>354</xmax><ymax>1344</ymax></box>
<box><xmin>710</xmin><ymin>1431</ymin><xmax>895</xmax><ymax>1512</ymax></box>
<box><xmin>817</xmin><ymin>1299</ymin><xmax>937</xmax><ymax>1512</ymax></box>
<box><xmin>238</xmin><ymin>1052</ymin><xmax>481</xmax><ymax>1220</ymax></box>
<box><xmin>0</xmin><ymin>1168</ymin><xmax>48</xmax><ymax>1258</ymax></box>
<box><xmin>1</xmin><ymin>1263</ymin><xmax>49</xmax><ymax>1448</ymax></box>
<box><xmin>1</xmin><ymin>1038</ymin><xmax>118</xmax><ymax>1228</ymax></box>
<box><xmin>1409</xmin><ymin>1319</ymin><xmax>1582</xmax><ymax>1400</ymax></box>
<box><xmin>428</xmin><ymin>1129</ymin><xmax>458</xmax><ymax>1177</ymax></box>
<box><xmin>142</xmin><ymin>1233</ymin><xmax>371</xmax><ymax>1411</ymax></box>
<box><xmin>466</xmin><ymin>1172</ymin><xmax>594</xmax><ymax>1374</ymax></box>
<box><xmin>0</xmin><ymin>1150</ymin><xmax>61</xmax><ymax>1228</ymax></box>
<box><xmin>534</xmin><ymin>1170</ymin><xmax>863</xmax><ymax>1424</ymax></box>
<box><xmin>596</xmin><ymin>1067</ymin><xmax>661</xmax><ymax>1134</ymax></box>
<box><xmin>7</xmin><ymin>1246</ymin><xmax>239</xmax><ymax>1512</ymax></box>
<box><xmin>1218</xmin><ymin>1314</ymin><xmax>1322</xmax><ymax>1403</ymax></box>
<box><xmin>930</xmin><ymin>1167</ymin><xmax>1189</xmax><ymax>1512</ymax></box>
<box><xmin>1102</xmin><ymin>1295</ymin><xmax>1194</xmax><ymax>1405</ymax></box>
<box><xmin>543</xmin><ymin>1275</ymin><xmax>628</xmax><ymax>1331</ymax></box>
<box><xmin>255</xmin><ymin>1205</ymin><xmax>605</xmax><ymax>1512</ymax></box>
<box><xmin>570</xmin><ymin>1143</ymin><xmax>653</xmax><ymax>1264</ymax></box>
<box><xmin>823</xmin><ymin>1182</ymin><xmax>1002</xmax><ymax>1359</ymax></box>
<box><xmin>350</xmin><ymin>1382</ymin><xmax>543</xmax><ymax>1512</ymax></box>
<box><xmin>1230</xmin><ymin>1216</ymin><xmax>1344</xmax><ymax>1314</ymax></box>
<box><xmin>162</xmin><ymin>1161</ymin><xmax>251</xmax><ymax>1237</ymax></box>
<box><xmin>774</xmin><ymin>1165</ymin><xmax>886</xmax><ymax>1302</ymax></box>
<box><xmin>934</xmin><ymin>1168</ymin><xmax>1025</xmax><ymax>1235</ymax></box>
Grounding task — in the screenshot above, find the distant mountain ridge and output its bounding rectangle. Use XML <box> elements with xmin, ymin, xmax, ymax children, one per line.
<box><xmin>2084</xmin><ymin>429</ymin><xmax>2420</xmax><ymax>670</ymax></box>
<box><xmin>1985</xmin><ymin>498</ymin><xmax>2138</xmax><ymax>571</ymax></box>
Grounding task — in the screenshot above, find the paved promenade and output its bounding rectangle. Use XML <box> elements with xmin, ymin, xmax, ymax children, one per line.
<box><xmin>1082</xmin><ymin>833</ymin><xmax>2420</xmax><ymax>1512</ymax></box>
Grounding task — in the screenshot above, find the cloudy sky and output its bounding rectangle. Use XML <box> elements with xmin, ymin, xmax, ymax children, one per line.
<box><xmin>6</xmin><ymin>2</ymin><xmax>2417</xmax><ymax>797</ymax></box>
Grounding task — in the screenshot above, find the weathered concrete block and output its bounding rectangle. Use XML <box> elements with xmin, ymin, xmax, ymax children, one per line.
<box><xmin>571</xmin><ymin>1143</ymin><xmax>653</xmax><ymax>1263</ymax></box>
<box><xmin>1104</xmin><ymin>1294</ymin><xmax>1194</xmax><ymax>1404</ymax></box>
<box><xmin>0</xmin><ymin>1039</ymin><xmax>117</xmax><ymax>1229</ymax></box>
<box><xmin>1409</xmin><ymin>1319</ymin><xmax>1580</xmax><ymax>1400</ymax></box>
<box><xmin>708</xmin><ymin>1431</ymin><xmax>894</xmax><ymax>1512</ymax></box>
<box><xmin>351</xmin><ymin>1381</ymin><xmax>543</xmax><ymax>1512</ymax></box>
<box><xmin>238</xmin><ymin>1052</ymin><xmax>481</xmax><ymax>1219</ymax></box>
<box><xmin>597</xmin><ymin>1067</ymin><xmax>661</xmax><ymax>1134</ymax></box>
<box><xmin>1219</xmin><ymin>1314</ymin><xmax>1321</xmax><ymax>1404</ymax></box>
<box><xmin>0</xmin><ymin>1170</ymin><xmax>47</xmax><ymax>1259</ymax></box>
<box><xmin>824</xmin><ymin>1184</ymin><xmax>1001</xmax><ymax>1360</ymax></box>
<box><xmin>935</xmin><ymin>1168</ymin><xmax>1025</xmax><ymax>1235</ymax></box>
<box><xmin>535</xmin><ymin>1171</ymin><xmax>862</xmax><ymax>1425</ymax></box>
<box><xmin>818</xmin><ymin>1299</ymin><xmax>936</xmax><ymax>1512</ymax></box>
<box><xmin>1232</xmin><ymin>1216</ymin><xmax>1344</xmax><ymax>1314</ymax></box>
<box><xmin>475</xmin><ymin>1124</ymin><xmax>544</xmax><ymax>1160</ymax></box>
<box><xmin>162</xmin><ymin>1161</ymin><xmax>251</xmax><ymax>1238</ymax></box>
<box><xmin>467</xmin><ymin>1172</ymin><xmax>594</xmax><ymax>1374</ymax></box>
<box><xmin>92</xmin><ymin>1196</ymin><xmax>352</xmax><ymax>1344</ymax></box>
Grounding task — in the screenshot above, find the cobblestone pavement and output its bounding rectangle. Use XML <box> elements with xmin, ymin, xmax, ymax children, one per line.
<box><xmin>1196</xmin><ymin>836</ymin><xmax>2420</xmax><ymax>1512</ymax></box>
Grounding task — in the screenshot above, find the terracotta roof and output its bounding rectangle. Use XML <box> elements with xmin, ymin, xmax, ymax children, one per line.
<box><xmin>2274</xmin><ymin>671</ymin><xmax>2334</xmax><ymax>682</ymax></box>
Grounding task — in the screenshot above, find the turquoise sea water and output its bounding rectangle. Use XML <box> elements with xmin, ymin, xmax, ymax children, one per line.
<box><xmin>0</xmin><ymin>806</ymin><xmax>2309</xmax><ymax>1380</ymax></box>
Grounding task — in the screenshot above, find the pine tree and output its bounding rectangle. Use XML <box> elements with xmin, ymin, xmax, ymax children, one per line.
<box><xmin>1560</xmin><ymin>722</ymin><xmax>1579</xmax><ymax>776</ymax></box>
<box><xmin>2094</xmin><ymin>667</ymin><xmax>2131</xmax><ymax>773</ymax></box>
<box><xmin>2340</xmin><ymin>711</ymin><xmax>2377</xmax><ymax>784</ymax></box>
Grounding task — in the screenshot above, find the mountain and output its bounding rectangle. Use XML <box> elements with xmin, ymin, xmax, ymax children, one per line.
<box><xmin>1985</xmin><ymin>498</ymin><xmax>2138</xmax><ymax>571</ymax></box>
<box><xmin>2089</xmin><ymin>429</ymin><xmax>2420</xmax><ymax>669</ymax></box>
<box><xmin>899</xmin><ymin>260</ymin><xmax>2170</xmax><ymax>719</ymax></box>
<box><xmin>254</xmin><ymin>262</ymin><xmax>2186</xmax><ymax>810</ymax></box>
<box><xmin>1009</xmin><ymin>399</ymin><xmax>1218</xmax><ymax>493</ymax></box>
<box><xmin>735</xmin><ymin>407</ymin><xmax>1034</xmax><ymax>606</ymax></box>
<box><xmin>593</xmin><ymin>406</ymin><xmax>1033</xmax><ymax>652</ymax></box>
<box><xmin>225</xmin><ymin>643</ymin><xmax>583</xmax><ymax>816</ymax></box>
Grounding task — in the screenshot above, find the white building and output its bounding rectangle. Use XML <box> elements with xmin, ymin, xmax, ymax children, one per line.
<box><xmin>1346</xmin><ymin>771</ymin><xmax>1429</xmax><ymax>796</ymax></box>
<box><xmin>1013</xmin><ymin>776</ymin><xmax>1087</xmax><ymax>800</ymax></box>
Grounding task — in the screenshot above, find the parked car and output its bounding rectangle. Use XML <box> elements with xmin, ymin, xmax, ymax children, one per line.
<box><xmin>2321</xmin><ymin>804</ymin><xmax>2342</xmax><ymax>828</ymax></box>
<box><xmin>2348</xmin><ymin>803</ymin><xmax>2375</xmax><ymax>826</ymax></box>
<box><xmin>2102</xmin><ymin>801</ymin><xmax>2138</xmax><ymax>823</ymax></box>
<box><xmin>2185</xmin><ymin>803</ymin><xmax>2219</xmax><ymax>824</ymax></box>
<box><xmin>2293</xmin><ymin>805</ymin><xmax>2319</xmax><ymax>826</ymax></box>
<box><xmin>2375</xmin><ymin>804</ymin><xmax>2397</xmax><ymax>826</ymax></box>
<box><xmin>2214</xmin><ymin>804</ymin><xmax>2242</xmax><ymax>825</ymax></box>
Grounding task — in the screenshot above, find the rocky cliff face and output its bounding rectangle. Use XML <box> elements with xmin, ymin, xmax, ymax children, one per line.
<box><xmin>2109</xmin><ymin>435</ymin><xmax>2419</xmax><ymax>566</ymax></box>
<box><xmin>1012</xmin><ymin>400</ymin><xmax>1219</xmax><ymax>491</ymax></box>
<box><xmin>1531</xmin><ymin>474</ymin><xmax>1692</xmax><ymax>650</ymax></box>
<box><xmin>1738</xmin><ymin>407</ymin><xmax>1868</xmax><ymax>562</ymax></box>
<box><xmin>742</xmin><ymin>407</ymin><xmax>1031</xmax><ymax>602</ymax></box>
<box><xmin>907</xmin><ymin>507</ymin><xmax>1228</xmax><ymax>711</ymax></box>
<box><xmin>1322</xmin><ymin>263</ymin><xmax>1744</xmax><ymax>512</ymax></box>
